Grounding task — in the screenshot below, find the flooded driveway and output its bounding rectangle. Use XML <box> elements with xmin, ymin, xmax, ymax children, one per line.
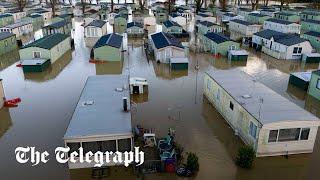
<box><xmin>0</xmin><ymin>16</ymin><xmax>320</xmax><ymax>180</ymax></box>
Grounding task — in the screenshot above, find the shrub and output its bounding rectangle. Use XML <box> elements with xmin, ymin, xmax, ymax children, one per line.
<box><xmin>186</xmin><ymin>152</ymin><xmax>199</xmax><ymax>172</ymax></box>
<box><xmin>175</xmin><ymin>143</ymin><xmax>184</xmax><ymax>163</ymax></box>
<box><xmin>236</xmin><ymin>145</ymin><xmax>256</xmax><ymax>169</ymax></box>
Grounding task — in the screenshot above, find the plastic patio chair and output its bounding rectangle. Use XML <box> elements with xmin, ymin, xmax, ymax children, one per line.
<box><xmin>160</xmin><ymin>149</ymin><xmax>176</xmax><ymax>161</ymax></box>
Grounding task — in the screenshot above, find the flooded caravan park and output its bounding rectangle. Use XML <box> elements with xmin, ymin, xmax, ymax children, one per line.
<box><xmin>1</xmin><ymin>13</ymin><xmax>320</xmax><ymax>180</ymax></box>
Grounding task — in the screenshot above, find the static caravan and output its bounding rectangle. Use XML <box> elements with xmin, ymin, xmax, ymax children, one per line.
<box><xmin>64</xmin><ymin>75</ymin><xmax>133</xmax><ymax>169</ymax></box>
<box><xmin>263</xmin><ymin>18</ymin><xmax>301</xmax><ymax>34</ymax></box>
<box><xmin>126</xmin><ymin>22</ymin><xmax>144</xmax><ymax>37</ymax></box>
<box><xmin>43</xmin><ymin>20</ymin><xmax>71</xmax><ymax>36</ymax></box>
<box><xmin>7</xmin><ymin>11</ymin><xmax>26</xmax><ymax>22</ymax></box>
<box><xmin>19</xmin><ymin>33</ymin><xmax>71</xmax><ymax>64</ymax></box>
<box><xmin>162</xmin><ymin>20</ymin><xmax>183</xmax><ymax>35</ymax></box>
<box><xmin>204</xmin><ymin>69</ymin><xmax>320</xmax><ymax>157</ymax></box>
<box><xmin>262</xmin><ymin>34</ymin><xmax>312</xmax><ymax>60</ymax></box>
<box><xmin>229</xmin><ymin>19</ymin><xmax>262</xmax><ymax>41</ymax></box>
<box><xmin>195</xmin><ymin>13</ymin><xmax>216</xmax><ymax>24</ymax></box>
<box><xmin>169</xmin><ymin>12</ymin><xmax>187</xmax><ymax>26</ymax></box>
<box><xmin>0</xmin><ymin>21</ymin><xmax>33</xmax><ymax>38</ymax></box>
<box><xmin>197</xmin><ymin>21</ymin><xmax>223</xmax><ymax>35</ymax></box>
<box><xmin>202</xmin><ymin>32</ymin><xmax>240</xmax><ymax>56</ymax></box>
<box><xmin>0</xmin><ymin>14</ymin><xmax>14</xmax><ymax>27</ymax></box>
<box><xmin>84</xmin><ymin>19</ymin><xmax>107</xmax><ymax>46</ymax></box>
<box><xmin>93</xmin><ymin>33</ymin><xmax>123</xmax><ymax>61</ymax></box>
<box><xmin>274</xmin><ymin>12</ymin><xmax>300</xmax><ymax>23</ymax></box>
<box><xmin>149</xmin><ymin>32</ymin><xmax>185</xmax><ymax>64</ymax></box>
<box><xmin>301</xmin><ymin>31</ymin><xmax>320</xmax><ymax>52</ymax></box>
<box><xmin>84</xmin><ymin>20</ymin><xmax>108</xmax><ymax>37</ymax></box>
<box><xmin>246</xmin><ymin>13</ymin><xmax>270</xmax><ymax>25</ymax></box>
<box><xmin>0</xmin><ymin>32</ymin><xmax>17</xmax><ymax>55</ymax></box>
<box><xmin>252</xmin><ymin>30</ymin><xmax>313</xmax><ymax>60</ymax></box>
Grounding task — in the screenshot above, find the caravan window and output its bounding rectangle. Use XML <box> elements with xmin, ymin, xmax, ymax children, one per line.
<box><xmin>101</xmin><ymin>140</ymin><xmax>116</xmax><ymax>152</ymax></box>
<box><xmin>82</xmin><ymin>141</ymin><xmax>100</xmax><ymax>153</ymax></box>
<box><xmin>33</xmin><ymin>51</ymin><xmax>41</xmax><ymax>58</ymax></box>
<box><xmin>229</xmin><ymin>101</ymin><xmax>234</xmax><ymax>110</ymax></box>
<box><xmin>66</xmin><ymin>142</ymin><xmax>80</xmax><ymax>157</ymax></box>
<box><xmin>207</xmin><ymin>79</ymin><xmax>211</xmax><ymax>90</ymax></box>
<box><xmin>300</xmin><ymin>128</ymin><xmax>310</xmax><ymax>140</ymax></box>
<box><xmin>316</xmin><ymin>79</ymin><xmax>320</xmax><ymax>90</ymax></box>
<box><xmin>249</xmin><ymin>122</ymin><xmax>257</xmax><ymax>139</ymax></box>
<box><xmin>268</xmin><ymin>130</ymin><xmax>278</xmax><ymax>142</ymax></box>
<box><xmin>118</xmin><ymin>138</ymin><xmax>131</xmax><ymax>152</ymax></box>
<box><xmin>278</xmin><ymin>128</ymin><xmax>300</xmax><ymax>142</ymax></box>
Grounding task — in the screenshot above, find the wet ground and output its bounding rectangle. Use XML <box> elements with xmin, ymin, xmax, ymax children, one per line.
<box><xmin>0</xmin><ymin>9</ymin><xmax>320</xmax><ymax>180</ymax></box>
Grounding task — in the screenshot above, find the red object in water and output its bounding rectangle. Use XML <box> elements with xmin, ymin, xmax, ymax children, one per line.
<box><xmin>4</xmin><ymin>102</ymin><xmax>18</xmax><ymax>107</ymax></box>
<box><xmin>89</xmin><ymin>59</ymin><xmax>105</xmax><ymax>64</ymax></box>
<box><xmin>16</xmin><ymin>64</ymin><xmax>22</xmax><ymax>67</ymax></box>
<box><xmin>4</xmin><ymin>98</ymin><xmax>21</xmax><ymax>108</ymax></box>
<box><xmin>166</xmin><ymin>163</ymin><xmax>176</xmax><ymax>173</ymax></box>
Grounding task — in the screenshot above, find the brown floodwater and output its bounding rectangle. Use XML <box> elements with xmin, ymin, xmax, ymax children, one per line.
<box><xmin>0</xmin><ymin>14</ymin><xmax>320</xmax><ymax>180</ymax></box>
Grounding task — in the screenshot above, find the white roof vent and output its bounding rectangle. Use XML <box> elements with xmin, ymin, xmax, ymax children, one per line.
<box><xmin>242</xmin><ymin>95</ymin><xmax>251</xmax><ymax>99</ymax></box>
<box><xmin>82</xmin><ymin>100</ymin><xmax>94</xmax><ymax>106</ymax></box>
<box><xmin>115</xmin><ymin>87</ymin><xmax>123</xmax><ymax>92</ymax></box>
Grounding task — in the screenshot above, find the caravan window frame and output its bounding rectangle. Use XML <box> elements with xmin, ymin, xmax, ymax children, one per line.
<box><xmin>317</xmin><ymin>79</ymin><xmax>320</xmax><ymax>90</ymax></box>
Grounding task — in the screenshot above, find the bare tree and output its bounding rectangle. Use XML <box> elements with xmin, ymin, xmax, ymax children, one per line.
<box><xmin>81</xmin><ymin>0</ymin><xmax>86</xmax><ymax>14</ymax></box>
<box><xmin>195</xmin><ymin>0</ymin><xmax>204</xmax><ymax>13</ymax></box>
<box><xmin>279</xmin><ymin>0</ymin><xmax>285</xmax><ymax>11</ymax></box>
<box><xmin>168</xmin><ymin>0</ymin><xmax>176</xmax><ymax>13</ymax></box>
<box><xmin>111</xmin><ymin>0</ymin><xmax>114</xmax><ymax>12</ymax></box>
<box><xmin>49</xmin><ymin>0</ymin><xmax>57</xmax><ymax>17</ymax></box>
<box><xmin>138</xmin><ymin>0</ymin><xmax>146</xmax><ymax>11</ymax></box>
<box><xmin>210</xmin><ymin>0</ymin><xmax>216</xmax><ymax>7</ymax></box>
<box><xmin>313</xmin><ymin>0</ymin><xmax>320</xmax><ymax>9</ymax></box>
<box><xmin>263</xmin><ymin>0</ymin><xmax>269</xmax><ymax>6</ymax></box>
<box><xmin>15</xmin><ymin>0</ymin><xmax>28</xmax><ymax>12</ymax></box>
<box><xmin>250</xmin><ymin>0</ymin><xmax>259</xmax><ymax>10</ymax></box>
<box><xmin>220</xmin><ymin>0</ymin><xmax>227</xmax><ymax>10</ymax></box>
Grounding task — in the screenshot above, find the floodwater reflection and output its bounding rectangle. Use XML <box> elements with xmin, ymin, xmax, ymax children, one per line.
<box><xmin>0</xmin><ymin>50</ymin><xmax>20</xmax><ymax>71</ymax></box>
<box><xmin>152</xmin><ymin>62</ymin><xmax>188</xmax><ymax>80</ymax></box>
<box><xmin>69</xmin><ymin>166</ymin><xmax>136</xmax><ymax>180</ymax></box>
<box><xmin>305</xmin><ymin>95</ymin><xmax>320</xmax><ymax>117</ymax></box>
<box><xmin>286</xmin><ymin>83</ymin><xmax>307</xmax><ymax>101</ymax></box>
<box><xmin>95</xmin><ymin>61</ymin><xmax>123</xmax><ymax>75</ymax></box>
<box><xmin>0</xmin><ymin>108</ymin><xmax>12</xmax><ymax>138</ymax></box>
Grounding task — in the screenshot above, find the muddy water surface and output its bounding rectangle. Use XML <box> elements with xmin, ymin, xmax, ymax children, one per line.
<box><xmin>0</xmin><ymin>14</ymin><xmax>320</xmax><ymax>180</ymax></box>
